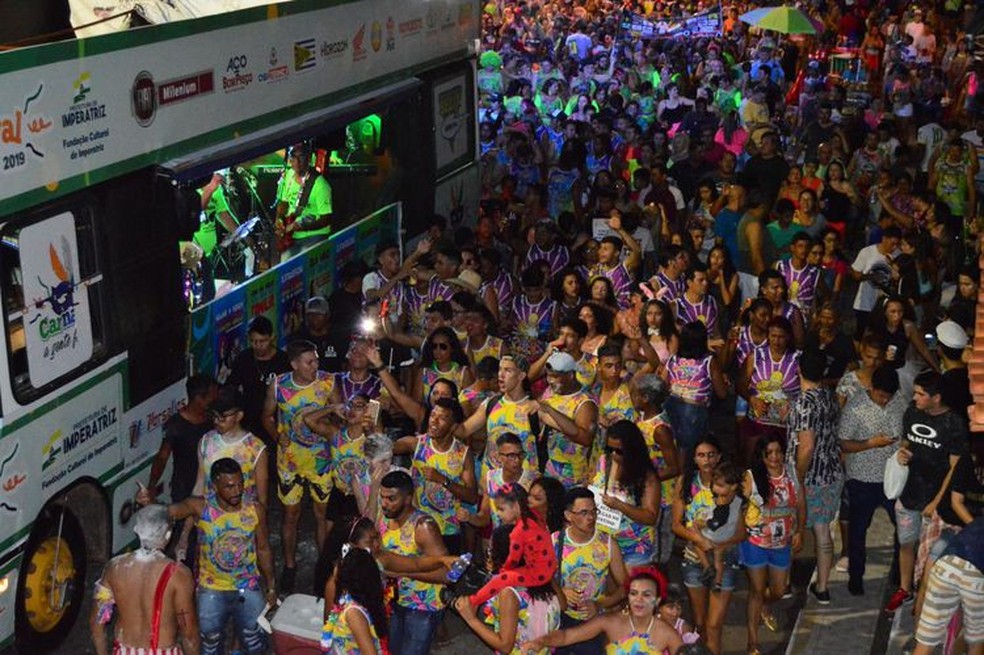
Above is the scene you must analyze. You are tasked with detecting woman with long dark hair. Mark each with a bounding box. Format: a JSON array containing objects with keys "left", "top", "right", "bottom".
[
  {"left": 742, "top": 435, "right": 804, "bottom": 655},
  {"left": 864, "top": 295, "right": 938, "bottom": 375},
  {"left": 592, "top": 420, "right": 661, "bottom": 570},
  {"left": 322, "top": 547, "right": 387, "bottom": 654},
  {"left": 413, "top": 326, "right": 473, "bottom": 404},
  {"left": 369, "top": 339, "right": 460, "bottom": 431},
  {"left": 551, "top": 267, "right": 586, "bottom": 329},
  {"left": 707, "top": 244, "right": 739, "bottom": 328},
  {"left": 578, "top": 302, "right": 614, "bottom": 356},
  {"left": 637, "top": 298, "right": 678, "bottom": 365},
  {"left": 529, "top": 476, "right": 566, "bottom": 534}
]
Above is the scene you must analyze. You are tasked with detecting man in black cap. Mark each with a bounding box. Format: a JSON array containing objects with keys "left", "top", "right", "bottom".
[
  {"left": 291, "top": 296, "right": 340, "bottom": 371},
  {"left": 274, "top": 142, "right": 333, "bottom": 258}
]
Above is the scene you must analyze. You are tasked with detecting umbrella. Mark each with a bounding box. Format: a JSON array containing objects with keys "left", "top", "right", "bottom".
[{"left": 739, "top": 6, "right": 817, "bottom": 35}]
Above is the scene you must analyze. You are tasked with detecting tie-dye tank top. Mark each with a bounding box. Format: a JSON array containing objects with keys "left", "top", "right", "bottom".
[
  {"left": 198, "top": 431, "right": 266, "bottom": 504},
  {"left": 592, "top": 457, "right": 656, "bottom": 564},
  {"left": 330, "top": 428, "right": 369, "bottom": 496},
  {"left": 776, "top": 260, "right": 820, "bottom": 318},
  {"left": 484, "top": 395, "right": 538, "bottom": 476},
  {"left": 411, "top": 435, "right": 469, "bottom": 535},
  {"left": 554, "top": 528, "right": 613, "bottom": 620},
  {"left": 525, "top": 244, "right": 571, "bottom": 276},
  {"left": 590, "top": 262, "right": 633, "bottom": 308},
  {"left": 380, "top": 511, "right": 443, "bottom": 611},
  {"left": 275, "top": 371, "right": 335, "bottom": 448},
  {"left": 637, "top": 412, "right": 676, "bottom": 509},
  {"left": 321, "top": 593, "right": 382, "bottom": 654},
  {"left": 605, "top": 617, "right": 659, "bottom": 655},
  {"left": 197, "top": 499, "right": 260, "bottom": 591},
  {"left": 543, "top": 389, "right": 596, "bottom": 487},
  {"left": 590, "top": 382, "right": 637, "bottom": 472},
  {"left": 468, "top": 335, "right": 505, "bottom": 366},
  {"left": 421, "top": 362, "right": 467, "bottom": 403},
  {"left": 335, "top": 371, "right": 382, "bottom": 401}
]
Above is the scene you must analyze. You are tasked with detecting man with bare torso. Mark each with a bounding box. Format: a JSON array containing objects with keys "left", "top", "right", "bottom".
[{"left": 90, "top": 505, "right": 199, "bottom": 655}]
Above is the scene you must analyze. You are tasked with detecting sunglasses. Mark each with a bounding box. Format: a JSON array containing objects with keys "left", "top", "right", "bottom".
[
  {"left": 432, "top": 342, "right": 451, "bottom": 351},
  {"left": 605, "top": 445, "right": 623, "bottom": 455}
]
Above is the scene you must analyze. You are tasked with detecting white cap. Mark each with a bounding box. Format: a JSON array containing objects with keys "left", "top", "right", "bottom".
[
  {"left": 936, "top": 320, "right": 969, "bottom": 350},
  {"left": 546, "top": 351, "right": 578, "bottom": 373}
]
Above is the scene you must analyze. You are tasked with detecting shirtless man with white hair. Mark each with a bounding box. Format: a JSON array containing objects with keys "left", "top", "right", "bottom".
[{"left": 90, "top": 504, "right": 200, "bottom": 655}]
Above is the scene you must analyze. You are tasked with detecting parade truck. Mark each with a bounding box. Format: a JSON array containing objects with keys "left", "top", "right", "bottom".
[{"left": 0, "top": 0, "right": 478, "bottom": 649}]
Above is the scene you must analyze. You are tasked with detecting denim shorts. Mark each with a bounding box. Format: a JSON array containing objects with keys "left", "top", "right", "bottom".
[
  {"left": 739, "top": 541, "right": 792, "bottom": 571},
  {"left": 681, "top": 546, "right": 739, "bottom": 591},
  {"left": 896, "top": 501, "right": 923, "bottom": 546}
]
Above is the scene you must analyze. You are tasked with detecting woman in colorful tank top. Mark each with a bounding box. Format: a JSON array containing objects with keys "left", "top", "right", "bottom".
[
  {"left": 453, "top": 525, "right": 561, "bottom": 655},
  {"left": 663, "top": 322, "right": 727, "bottom": 454},
  {"left": 638, "top": 299, "right": 678, "bottom": 366},
  {"left": 414, "top": 327, "right": 473, "bottom": 405},
  {"left": 525, "top": 569, "right": 683, "bottom": 654},
  {"left": 737, "top": 316, "right": 800, "bottom": 467},
  {"left": 591, "top": 421, "right": 660, "bottom": 569},
  {"left": 670, "top": 437, "right": 733, "bottom": 655},
  {"left": 631, "top": 376, "right": 681, "bottom": 565},
  {"left": 741, "top": 434, "right": 803, "bottom": 655},
  {"left": 321, "top": 548, "right": 386, "bottom": 654},
  {"left": 728, "top": 298, "right": 770, "bottom": 369}
]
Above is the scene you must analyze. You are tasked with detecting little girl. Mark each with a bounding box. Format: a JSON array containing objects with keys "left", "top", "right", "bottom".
[
  {"left": 684, "top": 461, "right": 745, "bottom": 592},
  {"left": 468, "top": 483, "right": 558, "bottom": 607},
  {"left": 658, "top": 585, "right": 700, "bottom": 648}
]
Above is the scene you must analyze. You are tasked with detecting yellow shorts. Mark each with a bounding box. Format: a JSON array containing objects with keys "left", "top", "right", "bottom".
[{"left": 276, "top": 441, "right": 332, "bottom": 506}]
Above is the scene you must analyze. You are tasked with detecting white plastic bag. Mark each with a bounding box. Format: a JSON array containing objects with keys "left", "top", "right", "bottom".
[{"left": 883, "top": 452, "right": 909, "bottom": 500}]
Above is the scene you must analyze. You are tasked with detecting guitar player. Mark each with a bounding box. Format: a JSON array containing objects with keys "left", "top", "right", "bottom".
[{"left": 274, "top": 142, "right": 333, "bottom": 260}]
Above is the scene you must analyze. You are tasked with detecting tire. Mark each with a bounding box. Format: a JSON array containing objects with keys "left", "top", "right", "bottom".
[{"left": 15, "top": 505, "right": 87, "bottom": 652}]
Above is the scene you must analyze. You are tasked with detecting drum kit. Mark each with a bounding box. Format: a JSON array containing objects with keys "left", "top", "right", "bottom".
[{"left": 181, "top": 166, "right": 278, "bottom": 309}]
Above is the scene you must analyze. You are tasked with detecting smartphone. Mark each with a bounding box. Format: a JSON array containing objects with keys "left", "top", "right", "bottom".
[{"left": 367, "top": 399, "right": 381, "bottom": 426}]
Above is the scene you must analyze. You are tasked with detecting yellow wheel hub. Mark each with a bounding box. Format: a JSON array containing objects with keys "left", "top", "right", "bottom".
[{"left": 22, "top": 536, "right": 75, "bottom": 633}]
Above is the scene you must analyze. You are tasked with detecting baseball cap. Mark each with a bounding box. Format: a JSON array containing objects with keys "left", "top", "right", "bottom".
[
  {"left": 305, "top": 296, "right": 330, "bottom": 315},
  {"left": 546, "top": 351, "right": 577, "bottom": 373},
  {"left": 936, "top": 320, "right": 969, "bottom": 349}
]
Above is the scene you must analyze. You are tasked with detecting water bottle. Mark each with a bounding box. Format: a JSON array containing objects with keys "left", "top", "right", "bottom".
[{"left": 446, "top": 553, "right": 473, "bottom": 583}]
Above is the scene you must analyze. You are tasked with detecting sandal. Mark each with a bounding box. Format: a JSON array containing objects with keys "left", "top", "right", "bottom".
[{"left": 761, "top": 609, "right": 779, "bottom": 632}]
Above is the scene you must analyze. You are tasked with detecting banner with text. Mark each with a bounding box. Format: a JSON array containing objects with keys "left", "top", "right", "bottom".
[{"left": 619, "top": 6, "right": 722, "bottom": 39}]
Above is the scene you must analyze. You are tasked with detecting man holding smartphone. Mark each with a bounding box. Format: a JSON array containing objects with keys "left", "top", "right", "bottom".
[{"left": 838, "top": 365, "right": 906, "bottom": 596}]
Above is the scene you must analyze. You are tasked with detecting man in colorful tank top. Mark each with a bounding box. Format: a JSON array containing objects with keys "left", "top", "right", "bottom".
[
  {"left": 460, "top": 354, "right": 541, "bottom": 476},
  {"left": 464, "top": 433, "right": 538, "bottom": 531},
  {"left": 673, "top": 264, "right": 720, "bottom": 339},
  {"left": 553, "top": 487, "right": 628, "bottom": 655},
  {"left": 589, "top": 212, "right": 642, "bottom": 309},
  {"left": 140, "top": 458, "right": 276, "bottom": 655},
  {"left": 261, "top": 339, "right": 340, "bottom": 593},
  {"left": 537, "top": 352, "right": 599, "bottom": 488},
  {"left": 525, "top": 220, "right": 572, "bottom": 275},
  {"left": 775, "top": 232, "right": 822, "bottom": 322},
  {"left": 650, "top": 244, "right": 688, "bottom": 304},
  {"left": 377, "top": 470, "right": 450, "bottom": 655},
  {"left": 393, "top": 398, "right": 478, "bottom": 554}
]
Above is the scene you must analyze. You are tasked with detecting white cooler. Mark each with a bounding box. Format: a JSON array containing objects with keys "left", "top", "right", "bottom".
[{"left": 271, "top": 593, "right": 325, "bottom": 654}]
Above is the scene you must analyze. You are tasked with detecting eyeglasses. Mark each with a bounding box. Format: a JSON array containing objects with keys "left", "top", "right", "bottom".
[
  {"left": 569, "top": 508, "right": 598, "bottom": 517},
  {"left": 211, "top": 411, "right": 239, "bottom": 422},
  {"left": 432, "top": 342, "right": 451, "bottom": 351},
  {"left": 605, "top": 445, "right": 623, "bottom": 455}
]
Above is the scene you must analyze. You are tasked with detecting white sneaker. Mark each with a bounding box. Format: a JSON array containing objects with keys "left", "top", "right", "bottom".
[{"left": 835, "top": 556, "right": 848, "bottom": 573}]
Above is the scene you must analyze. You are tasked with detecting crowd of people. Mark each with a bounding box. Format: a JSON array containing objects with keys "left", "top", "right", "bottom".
[{"left": 88, "top": 0, "right": 984, "bottom": 654}]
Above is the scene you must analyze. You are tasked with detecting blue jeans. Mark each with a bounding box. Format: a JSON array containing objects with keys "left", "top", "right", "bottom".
[
  {"left": 388, "top": 603, "right": 443, "bottom": 655},
  {"left": 665, "top": 395, "right": 708, "bottom": 453},
  {"left": 197, "top": 588, "right": 268, "bottom": 655},
  {"left": 846, "top": 479, "right": 897, "bottom": 588}
]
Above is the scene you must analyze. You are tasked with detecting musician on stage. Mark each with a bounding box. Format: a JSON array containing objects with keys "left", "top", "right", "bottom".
[
  {"left": 274, "top": 142, "right": 333, "bottom": 259},
  {"left": 196, "top": 172, "right": 241, "bottom": 257}
]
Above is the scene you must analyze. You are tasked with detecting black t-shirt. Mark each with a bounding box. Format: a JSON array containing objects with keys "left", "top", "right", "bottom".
[
  {"left": 291, "top": 327, "right": 342, "bottom": 372},
  {"left": 805, "top": 331, "right": 854, "bottom": 382},
  {"left": 740, "top": 154, "right": 789, "bottom": 207},
  {"left": 227, "top": 348, "right": 291, "bottom": 439},
  {"left": 899, "top": 406, "right": 968, "bottom": 511},
  {"left": 941, "top": 367, "right": 971, "bottom": 424},
  {"left": 162, "top": 413, "right": 211, "bottom": 502},
  {"left": 938, "top": 453, "right": 984, "bottom": 527}
]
